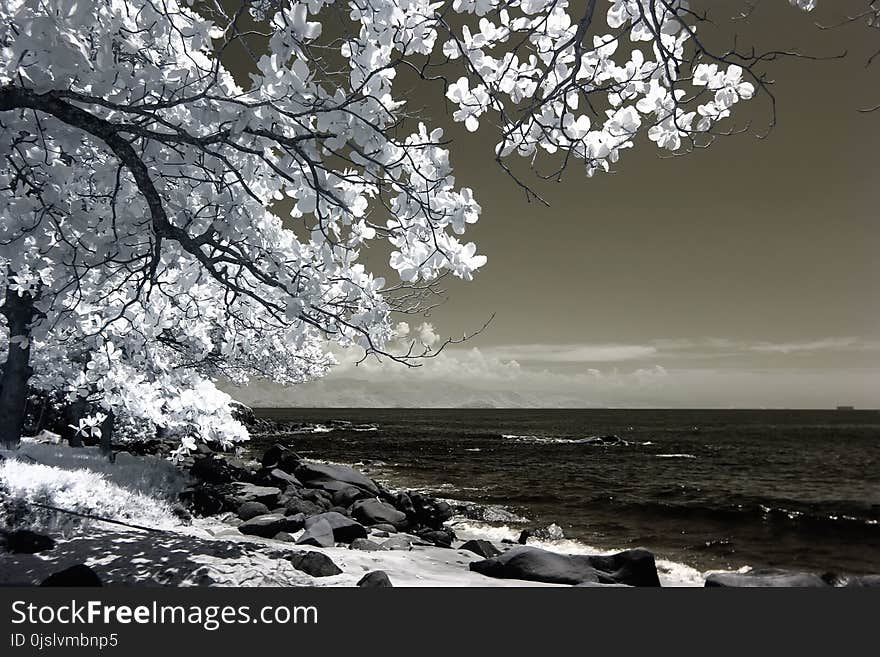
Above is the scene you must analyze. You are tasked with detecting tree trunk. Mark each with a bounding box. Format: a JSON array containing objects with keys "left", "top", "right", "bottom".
[
  {"left": 63, "top": 396, "right": 89, "bottom": 447},
  {"left": 100, "top": 410, "right": 115, "bottom": 458},
  {"left": 0, "top": 287, "right": 37, "bottom": 448}
]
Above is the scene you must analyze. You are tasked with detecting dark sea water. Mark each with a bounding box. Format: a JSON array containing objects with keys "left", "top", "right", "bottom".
[{"left": 251, "top": 408, "right": 880, "bottom": 575}]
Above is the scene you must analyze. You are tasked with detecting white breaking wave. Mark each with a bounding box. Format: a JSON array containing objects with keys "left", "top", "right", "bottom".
[{"left": 656, "top": 453, "right": 697, "bottom": 459}]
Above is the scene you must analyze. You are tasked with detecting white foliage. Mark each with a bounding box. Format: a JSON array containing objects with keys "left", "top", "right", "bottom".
[{"left": 0, "top": 0, "right": 778, "bottom": 451}]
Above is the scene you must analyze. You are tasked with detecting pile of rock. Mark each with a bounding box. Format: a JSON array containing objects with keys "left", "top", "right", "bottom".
[{"left": 179, "top": 443, "right": 457, "bottom": 556}]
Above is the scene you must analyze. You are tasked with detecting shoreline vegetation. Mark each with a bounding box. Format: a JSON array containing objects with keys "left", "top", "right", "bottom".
[{"left": 2, "top": 410, "right": 878, "bottom": 588}]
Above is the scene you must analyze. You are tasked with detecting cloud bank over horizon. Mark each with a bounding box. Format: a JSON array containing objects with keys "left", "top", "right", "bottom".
[{"left": 227, "top": 328, "right": 880, "bottom": 409}]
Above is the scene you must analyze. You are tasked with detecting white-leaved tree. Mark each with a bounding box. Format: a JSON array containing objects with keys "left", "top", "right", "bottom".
[{"left": 0, "top": 0, "right": 828, "bottom": 453}]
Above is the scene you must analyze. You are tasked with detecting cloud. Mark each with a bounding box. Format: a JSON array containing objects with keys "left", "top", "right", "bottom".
[
  {"left": 226, "top": 335, "right": 880, "bottom": 409},
  {"left": 480, "top": 343, "right": 657, "bottom": 362},
  {"left": 748, "top": 337, "right": 880, "bottom": 354}
]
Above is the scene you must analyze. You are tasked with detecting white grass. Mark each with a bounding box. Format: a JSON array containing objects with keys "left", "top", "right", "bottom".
[
  {"left": 6, "top": 442, "right": 188, "bottom": 501},
  {"left": 1, "top": 445, "right": 185, "bottom": 532}
]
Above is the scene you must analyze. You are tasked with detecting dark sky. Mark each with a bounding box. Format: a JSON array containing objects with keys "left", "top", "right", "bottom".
[{"left": 232, "top": 0, "right": 880, "bottom": 408}]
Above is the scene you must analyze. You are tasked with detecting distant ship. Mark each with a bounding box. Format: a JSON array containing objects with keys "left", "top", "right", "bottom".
[{"left": 836, "top": 405, "right": 856, "bottom": 411}]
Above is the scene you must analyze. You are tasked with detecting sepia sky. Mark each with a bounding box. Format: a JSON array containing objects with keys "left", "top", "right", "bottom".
[{"left": 232, "top": 1, "right": 880, "bottom": 408}]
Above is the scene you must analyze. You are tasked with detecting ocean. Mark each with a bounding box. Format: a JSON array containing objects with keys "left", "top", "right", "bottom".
[{"left": 251, "top": 408, "right": 880, "bottom": 575}]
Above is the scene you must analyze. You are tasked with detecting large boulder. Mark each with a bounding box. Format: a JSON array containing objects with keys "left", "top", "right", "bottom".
[
  {"left": 228, "top": 483, "right": 282, "bottom": 507},
  {"left": 469, "top": 546, "right": 661, "bottom": 587},
  {"left": 459, "top": 539, "right": 501, "bottom": 559},
  {"left": 1, "top": 529, "right": 55, "bottom": 554},
  {"left": 357, "top": 571, "right": 393, "bottom": 587},
  {"left": 333, "top": 486, "right": 367, "bottom": 508},
  {"left": 238, "top": 513, "right": 303, "bottom": 538},
  {"left": 295, "top": 462, "right": 380, "bottom": 497},
  {"left": 304, "top": 512, "right": 367, "bottom": 543},
  {"left": 264, "top": 468, "right": 302, "bottom": 489},
  {"left": 40, "top": 564, "right": 102, "bottom": 587},
  {"left": 415, "top": 528, "right": 455, "bottom": 548},
  {"left": 351, "top": 499, "right": 408, "bottom": 529},
  {"left": 237, "top": 501, "right": 270, "bottom": 521},
  {"left": 289, "top": 551, "right": 342, "bottom": 577},
  {"left": 296, "top": 518, "right": 335, "bottom": 548},
  {"left": 705, "top": 570, "right": 828, "bottom": 587}
]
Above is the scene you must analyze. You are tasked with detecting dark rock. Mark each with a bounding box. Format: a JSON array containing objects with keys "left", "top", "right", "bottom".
[
  {"left": 370, "top": 524, "right": 397, "bottom": 534},
  {"left": 469, "top": 546, "right": 661, "bottom": 587},
  {"left": 194, "top": 443, "right": 214, "bottom": 456},
  {"left": 237, "top": 501, "right": 270, "bottom": 521},
  {"left": 301, "top": 489, "right": 333, "bottom": 509},
  {"left": 238, "top": 513, "right": 302, "bottom": 538},
  {"left": 351, "top": 499, "right": 408, "bottom": 529},
  {"left": 296, "top": 518, "right": 335, "bottom": 548},
  {"left": 393, "top": 492, "right": 416, "bottom": 517},
  {"left": 304, "top": 512, "right": 367, "bottom": 543},
  {"left": 408, "top": 493, "right": 453, "bottom": 529},
  {"left": 284, "top": 497, "right": 325, "bottom": 517},
  {"left": 519, "top": 523, "right": 564, "bottom": 544},
  {"left": 357, "top": 571, "right": 393, "bottom": 587},
  {"left": 1, "top": 529, "right": 55, "bottom": 554},
  {"left": 459, "top": 539, "right": 501, "bottom": 558},
  {"left": 40, "top": 564, "right": 102, "bottom": 587},
  {"left": 190, "top": 456, "right": 235, "bottom": 484},
  {"left": 289, "top": 551, "right": 342, "bottom": 577},
  {"left": 333, "top": 486, "right": 367, "bottom": 508},
  {"left": 183, "top": 485, "right": 227, "bottom": 516},
  {"left": 705, "top": 569, "right": 828, "bottom": 587},
  {"left": 261, "top": 443, "right": 301, "bottom": 471},
  {"left": 328, "top": 506, "right": 350, "bottom": 517},
  {"left": 273, "top": 532, "right": 296, "bottom": 542},
  {"left": 416, "top": 528, "right": 455, "bottom": 548},
  {"left": 264, "top": 468, "right": 302, "bottom": 489},
  {"left": 230, "top": 401, "right": 256, "bottom": 425},
  {"left": 229, "top": 483, "right": 281, "bottom": 507},
  {"left": 584, "top": 548, "right": 661, "bottom": 587},
  {"left": 349, "top": 538, "right": 386, "bottom": 552},
  {"left": 295, "top": 462, "right": 380, "bottom": 496}
]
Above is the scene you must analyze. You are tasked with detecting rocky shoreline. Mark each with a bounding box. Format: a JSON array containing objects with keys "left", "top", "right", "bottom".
[{"left": 3, "top": 414, "right": 879, "bottom": 587}]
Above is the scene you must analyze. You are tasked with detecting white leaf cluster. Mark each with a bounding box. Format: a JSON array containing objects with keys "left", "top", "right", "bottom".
[{"left": 0, "top": 0, "right": 768, "bottom": 453}]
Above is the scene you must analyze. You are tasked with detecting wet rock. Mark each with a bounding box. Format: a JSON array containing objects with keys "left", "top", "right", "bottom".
[
  {"left": 459, "top": 539, "right": 501, "bottom": 558},
  {"left": 469, "top": 546, "right": 661, "bottom": 587},
  {"left": 416, "top": 528, "right": 455, "bottom": 548},
  {"left": 408, "top": 493, "right": 453, "bottom": 529}
]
